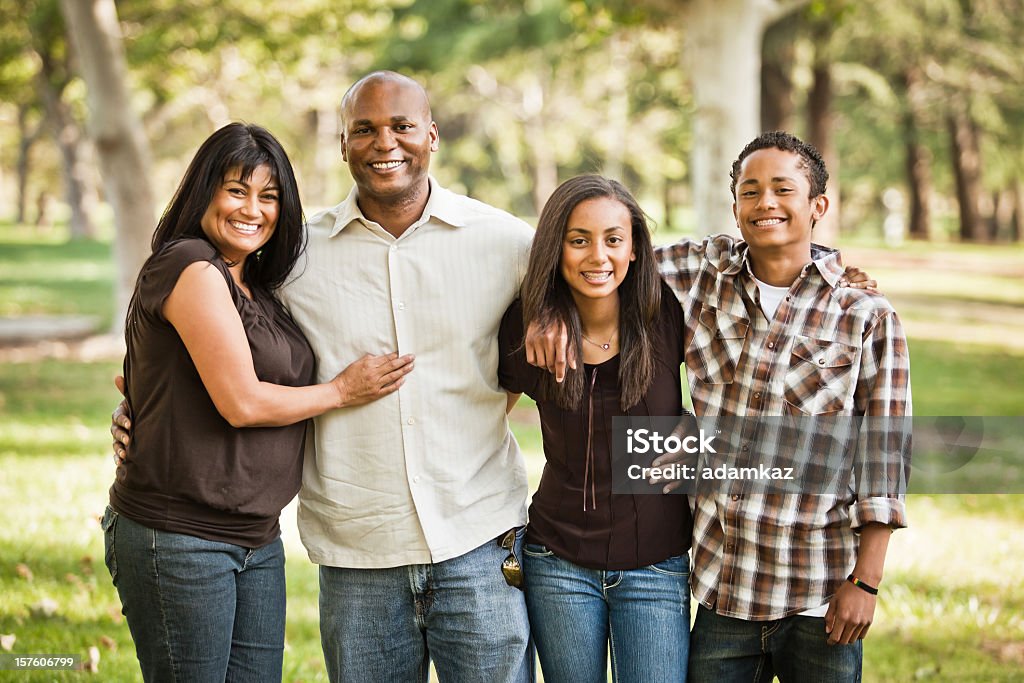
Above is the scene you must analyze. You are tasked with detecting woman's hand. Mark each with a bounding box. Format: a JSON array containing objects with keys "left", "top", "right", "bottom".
[{"left": 332, "top": 352, "right": 415, "bottom": 407}]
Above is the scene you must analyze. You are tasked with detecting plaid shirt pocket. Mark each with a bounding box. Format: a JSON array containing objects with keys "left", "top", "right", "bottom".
[
  {"left": 783, "top": 337, "right": 858, "bottom": 415},
  {"left": 686, "top": 306, "right": 749, "bottom": 385}
]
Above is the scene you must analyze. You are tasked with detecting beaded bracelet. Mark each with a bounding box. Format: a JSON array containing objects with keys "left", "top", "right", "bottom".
[{"left": 847, "top": 574, "right": 879, "bottom": 595}]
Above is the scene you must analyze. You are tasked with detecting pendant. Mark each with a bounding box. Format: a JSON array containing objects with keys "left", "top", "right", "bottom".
[{"left": 601, "top": 343, "right": 610, "bottom": 350}]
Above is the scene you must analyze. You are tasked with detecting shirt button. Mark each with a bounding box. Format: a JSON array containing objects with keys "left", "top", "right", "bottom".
[
  {"left": 741, "top": 443, "right": 749, "bottom": 452},
  {"left": 731, "top": 494, "right": 741, "bottom": 501},
  {"left": 397, "top": 302, "right": 406, "bottom": 310},
  {"left": 785, "top": 295, "right": 792, "bottom": 301},
  {"left": 754, "top": 392, "right": 761, "bottom": 400},
  {"left": 413, "top": 475, "right": 421, "bottom": 484},
  {"left": 725, "top": 542, "right": 735, "bottom": 551},
  {"left": 818, "top": 358, "right": 825, "bottom": 365},
  {"left": 407, "top": 418, "right": 415, "bottom": 425},
  {"left": 767, "top": 342, "right": 775, "bottom": 349}
]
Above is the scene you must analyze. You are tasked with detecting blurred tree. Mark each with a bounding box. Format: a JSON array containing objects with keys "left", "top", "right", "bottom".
[
  {"left": 832, "top": 0, "right": 1024, "bottom": 242},
  {"left": 60, "top": 0, "right": 155, "bottom": 331},
  {"left": 635, "top": 0, "right": 810, "bottom": 234},
  {"left": 0, "top": 0, "right": 95, "bottom": 237}
]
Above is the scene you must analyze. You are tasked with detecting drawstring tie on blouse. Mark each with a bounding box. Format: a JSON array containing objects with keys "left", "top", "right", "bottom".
[{"left": 583, "top": 366, "right": 599, "bottom": 511}]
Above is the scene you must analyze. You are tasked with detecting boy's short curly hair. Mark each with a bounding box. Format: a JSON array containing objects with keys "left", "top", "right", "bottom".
[{"left": 729, "top": 131, "right": 828, "bottom": 199}]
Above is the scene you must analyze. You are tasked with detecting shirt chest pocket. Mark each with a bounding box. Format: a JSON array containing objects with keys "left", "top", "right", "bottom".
[
  {"left": 783, "top": 337, "right": 858, "bottom": 415},
  {"left": 686, "top": 306, "right": 749, "bottom": 385}
]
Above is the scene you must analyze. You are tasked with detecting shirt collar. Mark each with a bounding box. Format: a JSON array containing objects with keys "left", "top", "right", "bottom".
[
  {"left": 328, "top": 177, "right": 469, "bottom": 238},
  {"left": 719, "top": 239, "right": 843, "bottom": 288}
]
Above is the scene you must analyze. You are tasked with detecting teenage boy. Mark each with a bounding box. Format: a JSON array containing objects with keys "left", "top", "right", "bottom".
[{"left": 658, "top": 131, "right": 911, "bottom": 680}]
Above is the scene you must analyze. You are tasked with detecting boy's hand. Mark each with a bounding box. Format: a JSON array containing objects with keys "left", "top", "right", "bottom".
[
  {"left": 525, "top": 319, "right": 576, "bottom": 383},
  {"left": 824, "top": 581, "right": 876, "bottom": 645}
]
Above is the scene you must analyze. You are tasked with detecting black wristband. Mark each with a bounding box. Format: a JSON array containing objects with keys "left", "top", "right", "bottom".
[{"left": 847, "top": 574, "right": 879, "bottom": 595}]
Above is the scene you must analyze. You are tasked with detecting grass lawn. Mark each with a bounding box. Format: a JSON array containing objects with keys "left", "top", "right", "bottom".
[{"left": 1, "top": 227, "right": 1023, "bottom": 680}]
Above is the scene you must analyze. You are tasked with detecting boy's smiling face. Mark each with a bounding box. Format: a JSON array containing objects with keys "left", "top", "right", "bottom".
[{"left": 732, "top": 147, "right": 828, "bottom": 259}]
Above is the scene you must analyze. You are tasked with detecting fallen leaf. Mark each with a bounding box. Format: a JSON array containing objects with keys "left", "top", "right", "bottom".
[
  {"left": 99, "top": 635, "right": 116, "bottom": 651},
  {"left": 85, "top": 646, "right": 100, "bottom": 673},
  {"left": 30, "top": 597, "right": 58, "bottom": 618},
  {"left": 0, "top": 634, "right": 15, "bottom": 651},
  {"left": 15, "top": 563, "right": 33, "bottom": 581}
]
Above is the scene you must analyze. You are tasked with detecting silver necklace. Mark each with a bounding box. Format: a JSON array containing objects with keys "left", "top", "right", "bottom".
[{"left": 582, "top": 329, "right": 617, "bottom": 351}]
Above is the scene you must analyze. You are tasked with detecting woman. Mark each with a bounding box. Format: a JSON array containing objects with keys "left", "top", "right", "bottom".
[
  {"left": 101, "top": 122, "right": 413, "bottom": 682},
  {"left": 499, "top": 175, "right": 692, "bottom": 682}
]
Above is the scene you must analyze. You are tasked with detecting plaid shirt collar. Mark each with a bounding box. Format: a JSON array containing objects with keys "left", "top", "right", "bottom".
[{"left": 713, "top": 238, "right": 845, "bottom": 287}]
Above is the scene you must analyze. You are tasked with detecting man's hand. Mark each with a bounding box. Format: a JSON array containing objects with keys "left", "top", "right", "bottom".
[
  {"left": 111, "top": 375, "right": 132, "bottom": 465},
  {"left": 838, "top": 266, "right": 878, "bottom": 293},
  {"left": 524, "top": 319, "right": 576, "bottom": 383},
  {"left": 824, "top": 580, "right": 877, "bottom": 645}
]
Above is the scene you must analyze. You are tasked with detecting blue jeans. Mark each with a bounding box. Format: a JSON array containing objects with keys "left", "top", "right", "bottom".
[
  {"left": 318, "top": 529, "right": 533, "bottom": 683},
  {"left": 101, "top": 506, "right": 287, "bottom": 682},
  {"left": 689, "top": 604, "right": 862, "bottom": 682},
  {"left": 522, "top": 544, "right": 690, "bottom": 683}
]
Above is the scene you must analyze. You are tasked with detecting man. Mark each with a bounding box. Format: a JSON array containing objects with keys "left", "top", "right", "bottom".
[
  {"left": 529, "top": 131, "right": 909, "bottom": 680},
  {"left": 115, "top": 71, "right": 534, "bottom": 682}
]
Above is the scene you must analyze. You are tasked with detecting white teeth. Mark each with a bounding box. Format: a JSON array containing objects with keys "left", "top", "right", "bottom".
[
  {"left": 371, "top": 161, "right": 403, "bottom": 170},
  {"left": 229, "top": 220, "right": 259, "bottom": 234},
  {"left": 582, "top": 271, "right": 612, "bottom": 282},
  {"left": 754, "top": 218, "right": 784, "bottom": 226}
]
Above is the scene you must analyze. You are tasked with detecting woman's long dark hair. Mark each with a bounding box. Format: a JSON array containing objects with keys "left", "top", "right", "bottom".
[
  {"left": 145, "top": 122, "right": 305, "bottom": 292},
  {"left": 520, "top": 175, "right": 661, "bottom": 411}
]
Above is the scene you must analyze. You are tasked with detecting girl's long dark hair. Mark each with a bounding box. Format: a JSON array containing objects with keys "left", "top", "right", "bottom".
[
  {"left": 144, "top": 122, "right": 305, "bottom": 292},
  {"left": 520, "top": 175, "right": 661, "bottom": 410}
]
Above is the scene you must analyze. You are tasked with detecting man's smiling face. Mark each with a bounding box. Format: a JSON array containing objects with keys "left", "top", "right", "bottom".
[{"left": 340, "top": 77, "right": 439, "bottom": 207}]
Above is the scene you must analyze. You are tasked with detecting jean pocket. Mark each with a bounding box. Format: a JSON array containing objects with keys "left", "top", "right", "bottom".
[
  {"left": 522, "top": 543, "right": 553, "bottom": 557},
  {"left": 100, "top": 506, "right": 119, "bottom": 583},
  {"left": 647, "top": 553, "right": 690, "bottom": 577}
]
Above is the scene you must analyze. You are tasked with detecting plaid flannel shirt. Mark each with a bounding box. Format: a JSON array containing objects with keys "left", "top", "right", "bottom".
[{"left": 656, "top": 234, "right": 911, "bottom": 621}]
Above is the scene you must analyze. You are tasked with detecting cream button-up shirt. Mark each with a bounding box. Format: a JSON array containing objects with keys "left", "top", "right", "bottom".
[{"left": 279, "top": 179, "right": 534, "bottom": 568}]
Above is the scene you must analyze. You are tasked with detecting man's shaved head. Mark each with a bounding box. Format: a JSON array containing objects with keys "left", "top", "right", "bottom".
[{"left": 340, "top": 71, "right": 432, "bottom": 125}]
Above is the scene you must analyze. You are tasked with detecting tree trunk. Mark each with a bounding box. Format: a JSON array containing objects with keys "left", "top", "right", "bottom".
[
  {"left": 1011, "top": 179, "right": 1022, "bottom": 243},
  {"left": 682, "top": 0, "right": 794, "bottom": 235},
  {"left": 16, "top": 105, "right": 42, "bottom": 225},
  {"left": 603, "top": 35, "right": 630, "bottom": 182},
  {"left": 806, "top": 43, "right": 839, "bottom": 244},
  {"left": 760, "top": 15, "right": 797, "bottom": 133},
  {"left": 35, "top": 53, "right": 96, "bottom": 239},
  {"left": 903, "top": 129, "right": 932, "bottom": 240},
  {"left": 902, "top": 68, "right": 931, "bottom": 240},
  {"left": 992, "top": 189, "right": 1015, "bottom": 242},
  {"left": 60, "top": 0, "right": 155, "bottom": 332},
  {"left": 521, "top": 71, "right": 558, "bottom": 214},
  {"left": 947, "top": 104, "right": 985, "bottom": 242}
]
